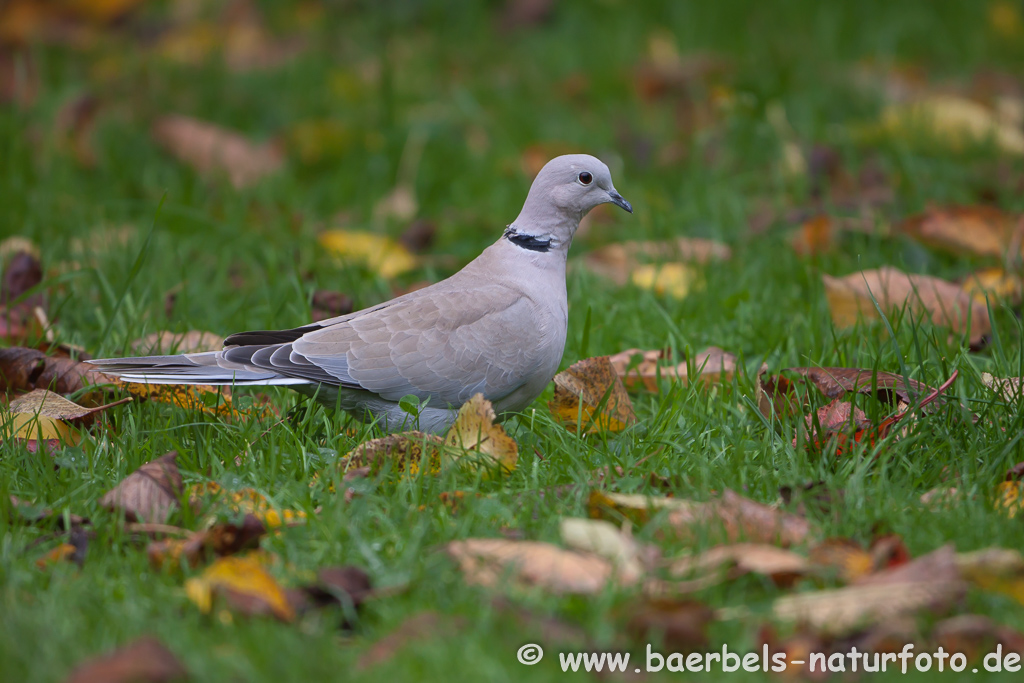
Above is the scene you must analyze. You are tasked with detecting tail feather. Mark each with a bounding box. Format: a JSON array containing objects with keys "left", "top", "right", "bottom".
[{"left": 88, "top": 352, "right": 313, "bottom": 387}]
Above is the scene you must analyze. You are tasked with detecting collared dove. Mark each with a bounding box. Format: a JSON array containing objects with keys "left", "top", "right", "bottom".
[{"left": 90, "top": 154, "right": 633, "bottom": 433}]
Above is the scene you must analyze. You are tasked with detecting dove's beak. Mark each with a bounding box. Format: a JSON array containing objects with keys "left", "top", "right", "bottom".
[{"left": 608, "top": 191, "right": 633, "bottom": 214}]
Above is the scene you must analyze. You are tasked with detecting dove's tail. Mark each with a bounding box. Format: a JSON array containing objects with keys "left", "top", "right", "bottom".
[{"left": 87, "top": 352, "right": 313, "bottom": 387}]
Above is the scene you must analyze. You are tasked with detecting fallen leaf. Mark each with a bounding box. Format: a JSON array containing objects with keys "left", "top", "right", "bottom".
[
  {"left": 185, "top": 553, "right": 294, "bottom": 621},
  {"left": 720, "top": 546, "right": 965, "bottom": 636},
  {"left": 446, "top": 538, "right": 616, "bottom": 594},
  {"left": 897, "top": 205, "right": 1024, "bottom": 261},
  {"left": 100, "top": 452, "right": 183, "bottom": 523},
  {"left": 583, "top": 237, "right": 731, "bottom": 287},
  {"left": 63, "top": 636, "right": 186, "bottom": 683},
  {"left": 131, "top": 331, "right": 223, "bottom": 355},
  {"left": 559, "top": 517, "right": 648, "bottom": 585},
  {"left": 147, "top": 514, "right": 266, "bottom": 570},
  {"left": 609, "top": 346, "right": 736, "bottom": 392},
  {"left": 934, "top": 614, "right": 1024, "bottom": 663},
  {"left": 318, "top": 230, "right": 418, "bottom": 279},
  {"left": 995, "top": 481, "right": 1024, "bottom": 518},
  {"left": 982, "top": 371, "right": 1024, "bottom": 402},
  {"left": 444, "top": 393, "right": 518, "bottom": 474},
  {"left": 1, "top": 247, "right": 43, "bottom": 343},
  {"left": 961, "top": 267, "right": 1023, "bottom": 306},
  {"left": 630, "top": 263, "right": 696, "bottom": 298},
  {"left": 589, "top": 489, "right": 814, "bottom": 546},
  {"left": 341, "top": 431, "right": 445, "bottom": 477},
  {"left": 789, "top": 214, "right": 837, "bottom": 257},
  {"left": 310, "top": 290, "right": 353, "bottom": 322},
  {"left": 800, "top": 398, "right": 871, "bottom": 445},
  {"left": 549, "top": 356, "right": 637, "bottom": 433},
  {"left": 9, "top": 389, "right": 130, "bottom": 426},
  {"left": 956, "top": 547, "right": 1024, "bottom": 606},
  {"left": 356, "top": 612, "right": 467, "bottom": 670},
  {"left": 880, "top": 95, "right": 1024, "bottom": 155},
  {"left": 666, "top": 543, "right": 810, "bottom": 586},
  {"left": 119, "top": 382, "right": 238, "bottom": 419},
  {"left": 1, "top": 409, "right": 80, "bottom": 447},
  {"left": 0, "top": 347, "right": 109, "bottom": 394},
  {"left": 302, "top": 565, "right": 373, "bottom": 610},
  {"left": 808, "top": 538, "right": 875, "bottom": 582},
  {"left": 625, "top": 599, "right": 715, "bottom": 652},
  {"left": 823, "top": 266, "right": 991, "bottom": 346},
  {"left": 151, "top": 115, "right": 283, "bottom": 190},
  {"left": 189, "top": 482, "right": 306, "bottom": 529}
]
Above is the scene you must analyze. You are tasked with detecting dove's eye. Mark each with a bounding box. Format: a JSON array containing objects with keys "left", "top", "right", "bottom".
[{"left": 577, "top": 171, "right": 593, "bottom": 185}]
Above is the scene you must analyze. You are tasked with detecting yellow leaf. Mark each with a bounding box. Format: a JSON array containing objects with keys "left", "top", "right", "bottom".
[
  {"left": 881, "top": 96, "right": 1024, "bottom": 155},
  {"left": 630, "top": 263, "right": 696, "bottom": 298},
  {"left": 318, "top": 230, "right": 418, "bottom": 279},
  {"left": 995, "top": 481, "right": 1024, "bottom": 519},
  {"left": 185, "top": 554, "right": 294, "bottom": 621},
  {"left": 120, "top": 382, "right": 238, "bottom": 419},
  {"left": 189, "top": 482, "right": 306, "bottom": 528},
  {"left": 444, "top": 393, "right": 518, "bottom": 475},
  {"left": 957, "top": 548, "right": 1024, "bottom": 606},
  {"left": 962, "top": 267, "right": 1023, "bottom": 306},
  {"left": 989, "top": 0, "right": 1024, "bottom": 38},
  {"left": 0, "top": 411, "right": 80, "bottom": 445},
  {"left": 341, "top": 431, "right": 446, "bottom": 477},
  {"left": 548, "top": 357, "right": 637, "bottom": 433}
]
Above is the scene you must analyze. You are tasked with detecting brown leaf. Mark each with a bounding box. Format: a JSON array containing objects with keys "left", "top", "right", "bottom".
[
  {"left": 625, "top": 599, "right": 715, "bottom": 652},
  {"left": 789, "top": 214, "right": 837, "bottom": 257},
  {"left": 961, "top": 267, "right": 1023, "bottom": 306},
  {"left": 64, "top": 636, "right": 186, "bottom": 683},
  {"left": 666, "top": 543, "right": 810, "bottom": 586},
  {"left": 983, "top": 371, "right": 1024, "bottom": 402},
  {"left": 148, "top": 513, "right": 266, "bottom": 569},
  {"left": 583, "top": 237, "right": 731, "bottom": 287},
  {"left": 300, "top": 566, "right": 373, "bottom": 628},
  {"left": 446, "top": 538, "right": 616, "bottom": 594},
  {"left": 101, "top": 452, "right": 183, "bottom": 523},
  {"left": 934, "top": 615, "right": 1024, "bottom": 662},
  {"left": 559, "top": 517, "right": 649, "bottom": 586},
  {"left": 608, "top": 346, "right": 736, "bottom": 392},
  {"left": 588, "top": 489, "right": 814, "bottom": 547},
  {"left": 9, "top": 389, "right": 130, "bottom": 427},
  {"left": 356, "top": 612, "right": 467, "bottom": 670},
  {"left": 722, "top": 546, "right": 965, "bottom": 636},
  {"left": 800, "top": 398, "right": 871, "bottom": 445},
  {"left": 822, "top": 266, "right": 991, "bottom": 347},
  {"left": 445, "top": 393, "right": 518, "bottom": 474},
  {"left": 897, "top": 205, "right": 1024, "bottom": 261},
  {"left": 808, "top": 538, "right": 875, "bottom": 582},
  {"left": 549, "top": 356, "right": 637, "bottom": 433},
  {"left": 397, "top": 219, "right": 436, "bottom": 253},
  {"left": 130, "top": 330, "right": 223, "bottom": 355},
  {"left": 151, "top": 115, "right": 283, "bottom": 189},
  {"left": 0, "top": 347, "right": 109, "bottom": 394},
  {"left": 310, "top": 290, "right": 353, "bottom": 322}
]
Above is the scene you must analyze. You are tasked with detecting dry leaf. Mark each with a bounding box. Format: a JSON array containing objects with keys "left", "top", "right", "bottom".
[
  {"left": 1, "top": 410, "right": 80, "bottom": 447},
  {"left": 881, "top": 95, "right": 1024, "bottom": 155},
  {"left": 789, "top": 214, "right": 837, "bottom": 257},
  {"left": 317, "top": 230, "right": 418, "bottom": 279},
  {"left": 341, "top": 431, "right": 445, "bottom": 477},
  {"left": 808, "top": 538, "right": 875, "bottom": 582},
  {"left": 151, "top": 115, "right": 283, "bottom": 189},
  {"left": 148, "top": 513, "right": 266, "bottom": 570},
  {"left": 934, "top": 614, "right": 1024, "bottom": 663},
  {"left": 721, "top": 546, "right": 965, "bottom": 636},
  {"left": 185, "top": 553, "right": 294, "bottom": 621},
  {"left": 9, "top": 388, "right": 130, "bottom": 426},
  {"left": 446, "top": 538, "right": 616, "bottom": 594},
  {"left": 119, "top": 381, "right": 239, "bottom": 419},
  {"left": 131, "top": 331, "right": 223, "bottom": 355},
  {"left": 588, "top": 489, "right": 813, "bottom": 547},
  {"left": 609, "top": 346, "right": 736, "bottom": 392},
  {"left": 666, "top": 543, "right": 809, "bottom": 585},
  {"left": 559, "top": 517, "right": 647, "bottom": 585},
  {"left": 625, "top": 599, "right": 715, "bottom": 652},
  {"left": 0, "top": 347, "right": 109, "bottom": 394},
  {"left": 956, "top": 548, "right": 1024, "bottom": 606},
  {"left": 190, "top": 482, "right": 306, "bottom": 529},
  {"left": 983, "top": 372, "right": 1023, "bottom": 402},
  {"left": 583, "top": 238, "right": 730, "bottom": 287},
  {"left": 63, "top": 636, "right": 186, "bottom": 683},
  {"left": 100, "top": 452, "right": 183, "bottom": 523},
  {"left": 898, "top": 205, "right": 1024, "bottom": 260},
  {"left": 961, "top": 267, "right": 1023, "bottom": 306},
  {"left": 444, "top": 393, "right": 518, "bottom": 474},
  {"left": 356, "top": 612, "right": 466, "bottom": 670},
  {"left": 822, "top": 266, "right": 991, "bottom": 346},
  {"left": 549, "top": 356, "right": 637, "bottom": 433}
]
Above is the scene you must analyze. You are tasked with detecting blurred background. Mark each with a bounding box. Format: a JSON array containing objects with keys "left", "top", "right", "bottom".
[{"left": 1, "top": 0, "right": 1023, "bottom": 352}]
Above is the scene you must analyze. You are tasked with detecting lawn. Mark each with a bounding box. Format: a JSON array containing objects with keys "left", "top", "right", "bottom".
[{"left": 3, "top": 0, "right": 1024, "bottom": 680}]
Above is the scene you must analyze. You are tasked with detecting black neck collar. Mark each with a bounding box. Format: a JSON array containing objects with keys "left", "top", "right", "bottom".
[{"left": 504, "top": 227, "right": 552, "bottom": 253}]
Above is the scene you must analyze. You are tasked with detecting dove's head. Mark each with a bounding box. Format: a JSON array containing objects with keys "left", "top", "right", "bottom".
[{"left": 506, "top": 154, "right": 631, "bottom": 252}]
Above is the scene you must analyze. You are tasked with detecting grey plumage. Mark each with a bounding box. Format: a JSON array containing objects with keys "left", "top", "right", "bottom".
[{"left": 90, "top": 154, "right": 633, "bottom": 433}]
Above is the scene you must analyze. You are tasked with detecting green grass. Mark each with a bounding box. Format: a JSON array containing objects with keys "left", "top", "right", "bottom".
[{"left": 3, "top": 0, "right": 1024, "bottom": 680}]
